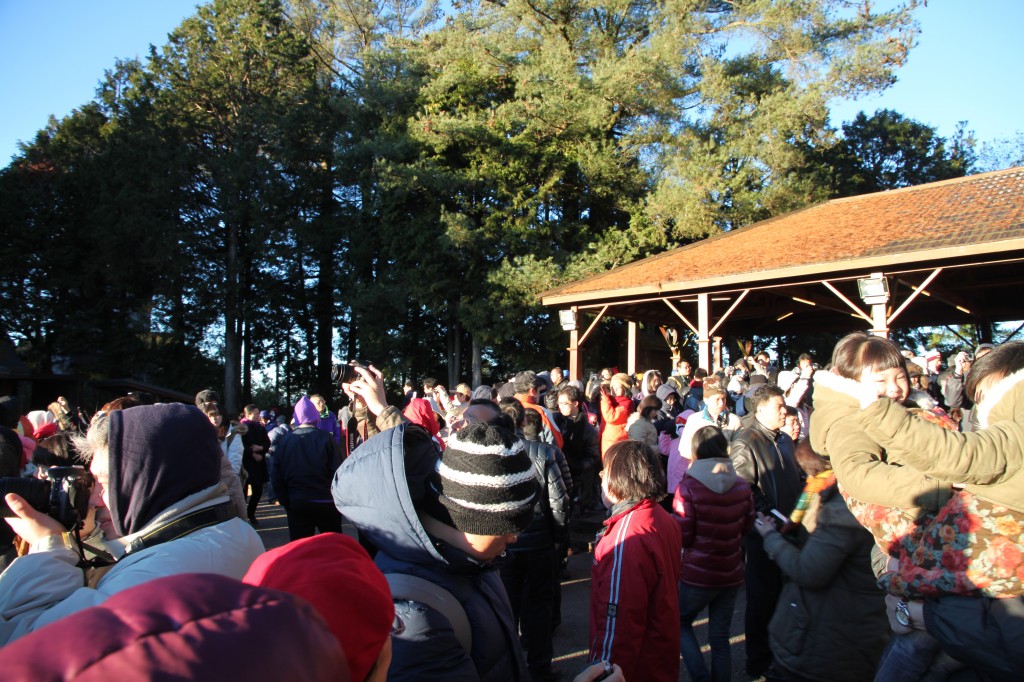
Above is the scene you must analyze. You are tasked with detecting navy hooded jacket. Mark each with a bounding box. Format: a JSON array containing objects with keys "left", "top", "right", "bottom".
[{"left": 333, "top": 423, "right": 529, "bottom": 682}]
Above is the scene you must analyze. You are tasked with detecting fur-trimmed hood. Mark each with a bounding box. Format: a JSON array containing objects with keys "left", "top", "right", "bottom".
[{"left": 976, "top": 367, "right": 1024, "bottom": 428}]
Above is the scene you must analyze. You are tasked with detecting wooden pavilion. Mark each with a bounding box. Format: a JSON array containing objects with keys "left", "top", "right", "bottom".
[{"left": 541, "top": 167, "right": 1024, "bottom": 379}]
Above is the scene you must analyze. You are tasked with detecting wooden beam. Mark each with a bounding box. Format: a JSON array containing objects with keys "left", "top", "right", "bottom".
[
  {"left": 888, "top": 268, "right": 943, "bottom": 325},
  {"left": 568, "top": 327, "right": 581, "bottom": 381},
  {"left": 1001, "top": 321, "right": 1024, "bottom": 343},
  {"left": 577, "top": 305, "right": 608, "bottom": 347},
  {"left": 895, "top": 276, "right": 974, "bottom": 315},
  {"left": 821, "top": 281, "right": 873, "bottom": 324},
  {"left": 662, "top": 298, "right": 699, "bottom": 334},
  {"left": 708, "top": 289, "right": 750, "bottom": 337}
]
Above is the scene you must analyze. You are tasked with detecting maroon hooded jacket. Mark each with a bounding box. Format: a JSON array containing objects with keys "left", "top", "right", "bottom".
[
  {"left": 0, "top": 573, "right": 349, "bottom": 681},
  {"left": 672, "top": 457, "right": 755, "bottom": 588}
]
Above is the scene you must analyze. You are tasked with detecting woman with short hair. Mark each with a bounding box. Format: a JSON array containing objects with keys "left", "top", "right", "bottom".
[{"left": 588, "top": 440, "right": 681, "bottom": 682}]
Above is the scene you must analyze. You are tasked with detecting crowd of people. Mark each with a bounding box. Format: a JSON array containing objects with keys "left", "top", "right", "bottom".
[{"left": 0, "top": 334, "right": 1021, "bottom": 681}]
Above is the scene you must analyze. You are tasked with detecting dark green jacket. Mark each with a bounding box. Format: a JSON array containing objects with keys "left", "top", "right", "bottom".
[{"left": 764, "top": 484, "right": 888, "bottom": 682}]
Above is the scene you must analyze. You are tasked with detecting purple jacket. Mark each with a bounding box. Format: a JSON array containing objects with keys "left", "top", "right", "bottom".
[{"left": 673, "top": 457, "right": 755, "bottom": 588}]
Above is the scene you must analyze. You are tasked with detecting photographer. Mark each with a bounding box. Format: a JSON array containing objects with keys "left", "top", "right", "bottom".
[{"left": 0, "top": 403, "right": 265, "bottom": 645}]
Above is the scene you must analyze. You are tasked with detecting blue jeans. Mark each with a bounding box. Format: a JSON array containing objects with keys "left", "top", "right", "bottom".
[
  {"left": 679, "top": 582, "right": 739, "bottom": 682},
  {"left": 874, "top": 631, "right": 964, "bottom": 682}
]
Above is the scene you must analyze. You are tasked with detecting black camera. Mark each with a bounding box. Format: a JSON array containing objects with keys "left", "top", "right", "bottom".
[
  {"left": 0, "top": 466, "right": 94, "bottom": 531},
  {"left": 331, "top": 359, "right": 371, "bottom": 385}
]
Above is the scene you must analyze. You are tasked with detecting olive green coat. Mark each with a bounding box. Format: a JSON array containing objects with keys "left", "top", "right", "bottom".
[{"left": 809, "top": 370, "right": 950, "bottom": 517}]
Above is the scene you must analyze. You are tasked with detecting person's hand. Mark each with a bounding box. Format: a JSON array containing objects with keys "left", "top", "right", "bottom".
[
  {"left": 954, "top": 351, "right": 968, "bottom": 375},
  {"left": 345, "top": 364, "right": 388, "bottom": 416},
  {"left": 4, "top": 493, "right": 67, "bottom": 544},
  {"left": 754, "top": 512, "right": 777, "bottom": 538},
  {"left": 887, "top": 595, "right": 925, "bottom": 633},
  {"left": 573, "top": 661, "right": 624, "bottom": 682}
]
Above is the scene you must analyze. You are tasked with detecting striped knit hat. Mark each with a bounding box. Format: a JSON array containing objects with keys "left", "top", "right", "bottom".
[{"left": 431, "top": 422, "right": 538, "bottom": 536}]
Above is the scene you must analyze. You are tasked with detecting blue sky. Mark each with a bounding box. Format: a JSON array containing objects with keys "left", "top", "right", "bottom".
[{"left": 1, "top": 1, "right": 1021, "bottom": 165}]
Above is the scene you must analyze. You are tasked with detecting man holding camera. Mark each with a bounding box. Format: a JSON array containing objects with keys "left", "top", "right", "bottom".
[{"left": 0, "top": 403, "right": 265, "bottom": 645}]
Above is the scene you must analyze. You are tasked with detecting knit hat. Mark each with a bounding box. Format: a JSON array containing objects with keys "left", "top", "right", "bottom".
[
  {"left": 702, "top": 376, "right": 725, "bottom": 399},
  {"left": 244, "top": 534, "right": 393, "bottom": 682},
  {"left": 925, "top": 348, "right": 942, "bottom": 361},
  {"left": 430, "top": 422, "right": 537, "bottom": 536}
]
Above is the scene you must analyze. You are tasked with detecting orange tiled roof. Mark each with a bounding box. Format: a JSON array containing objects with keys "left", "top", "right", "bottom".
[{"left": 543, "top": 167, "right": 1024, "bottom": 304}]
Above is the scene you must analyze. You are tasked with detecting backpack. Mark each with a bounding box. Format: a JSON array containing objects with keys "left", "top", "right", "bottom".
[{"left": 385, "top": 573, "right": 472, "bottom": 654}]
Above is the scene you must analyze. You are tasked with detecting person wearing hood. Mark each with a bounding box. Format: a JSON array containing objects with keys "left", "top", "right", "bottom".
[
  {"left": 816, "top": 337, "right": 1024, "bottom": 679},
  {"left": 635, "top": 369, "right": 663, "bottom": 401},
  {"left": 0, "top": 404, "right": 265, "bottom": 646},
  {"left": 669, "top": 377, "right": 741, "bottom": 497},
  {"left": 655, "top": 383, "right": 681, "bottom": 420},
  {"left": 0, "top": 573, "right": 350, "bottom": 682},
  {"left": 752, "top": 451, "right": 888, "bottom": 682},
  {"left": 271, "top": 396, "right": 344, "bottom": 541},
  {"left": 334, "top": 364, "right": 539, "bottom": 682},
  {"left": 672, "top": 425, "right": 754, "bottom": 682},
  {"left": 599, "top": 373, "right": 634, "bottom": 458},
  {"left": 403, "top": 397, "right": 445, "bottom": 451}
]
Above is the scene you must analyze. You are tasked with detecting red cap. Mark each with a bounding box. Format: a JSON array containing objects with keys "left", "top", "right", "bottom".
[
  {"left": 33, "top": 421, "right": 59, "bottom": 441},
  {"left": 244, "top": 534, "right": 394, "bottom": 681}
]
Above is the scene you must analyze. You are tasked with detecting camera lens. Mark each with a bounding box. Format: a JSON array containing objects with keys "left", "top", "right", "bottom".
[
  {"left": 332, "top": 362, "right": 362, "bottom": 385},
  {"left": 0, "top": 477, "right": 52, "bottom": 518}
]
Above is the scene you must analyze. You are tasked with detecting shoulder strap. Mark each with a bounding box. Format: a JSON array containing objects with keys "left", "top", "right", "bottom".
[
  {"left": 385, "top": 572, "right": 472, "bottom": 654},
  {"left": 122, "top": 501, "right": 236, "bottom": 557}
]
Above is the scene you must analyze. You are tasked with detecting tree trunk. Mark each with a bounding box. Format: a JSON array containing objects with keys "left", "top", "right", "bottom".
[
  {"left": 314, "top": 163, "right": 336, "bottom": 397},
  {"left": 223, "top": 219, "right": 242, "bottom": 416},
  {"left": 472, "top": 334, "right": 482, "bottom": 388}
]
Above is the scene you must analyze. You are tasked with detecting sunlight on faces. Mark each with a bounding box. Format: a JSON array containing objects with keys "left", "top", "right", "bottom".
[
  {"left": 557, "top": 396, "right": 578, "bottom": 418},
  {"left": 87, "top": 448, "right": 118, "bottom": 539},
  {"left": 782, "top": 414, "right": 801, "bottom": 442},
  {"left": 419, "top": 513, "right": 518, "bottom": 561},
  {"left": 705, "top": 393, "right": 726, "bottom": 419},
  {"left": 756, "top": 396, "right": 787, "bottom": 431},
  {"left": 860, "top": 366, "right": 909, "bottom": 402}
]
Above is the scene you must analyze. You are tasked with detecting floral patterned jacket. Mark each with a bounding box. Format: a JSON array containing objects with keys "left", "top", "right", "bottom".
[{"left": 813, "top": 368, "right": 1024, "bottom": 599}]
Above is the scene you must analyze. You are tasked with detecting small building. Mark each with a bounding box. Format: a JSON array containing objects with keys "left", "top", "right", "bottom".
[{"left": 542, "top": 167, "right": 1024, "bottom": 378}]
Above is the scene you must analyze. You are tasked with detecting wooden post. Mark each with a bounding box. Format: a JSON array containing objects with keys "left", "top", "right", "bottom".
[
  {"left": 568, "top": 326, "right": 581, "bottom": 381},
  {"left": 697, "top": 293, "right": 711, "bottom": 371},
  {"left": 870, "top": 303, "right": 889, "bottom": 338},
  {"left": 628, "top": 321, "right": 638, "bottom": 375},
  {"left": 712, "top": 336, "right": 723, "bottom": 372}
]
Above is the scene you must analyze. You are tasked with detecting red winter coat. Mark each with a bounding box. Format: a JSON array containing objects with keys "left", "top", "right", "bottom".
[
  {"left": 589, "top": 498, "right": 682, "bottom": 682},
  {"left": 672, "top": 457, "right": 755, "bottom": 588},
  {"left": 599, "top": 393, "right": 633, "bottom": 458}
]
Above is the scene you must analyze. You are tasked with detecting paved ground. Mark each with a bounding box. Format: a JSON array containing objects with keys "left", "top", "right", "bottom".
[{"left": 252, "top": 500, "right": 758, "bottom": 682}]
